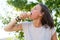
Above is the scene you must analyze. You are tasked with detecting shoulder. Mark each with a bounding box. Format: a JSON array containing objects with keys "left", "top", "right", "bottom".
[
  {"left": 51, "top": 27, "right": 56, "bottom": 35},
  {"left": 20, "top": 21, "right": 32, "bottom": 25},
  {"left": 21, "top": 21, "right": 31, "bottom": 23},
  {"left": 43, "top": 25, "right": 56, "bottom": 34},
  {"left": 19, "top": 21, "right": 32, "bottom": 28}
]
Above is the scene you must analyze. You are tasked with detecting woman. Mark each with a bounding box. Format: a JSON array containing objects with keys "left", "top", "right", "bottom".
[{"left": 4, "top": 4, "right": 57, "bottom": 40}]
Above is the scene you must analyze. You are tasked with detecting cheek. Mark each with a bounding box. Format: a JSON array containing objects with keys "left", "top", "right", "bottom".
[
  {"left": 30, "top": 12, "right": 39, "bottom": 19},
  {"left": 33, "top": 10, "right": 39, "bottom": 16}
]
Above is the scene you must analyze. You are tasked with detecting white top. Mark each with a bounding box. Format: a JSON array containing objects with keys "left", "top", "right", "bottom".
[{"left": 20, "top": 21, "right": 56, "bottom": 40}]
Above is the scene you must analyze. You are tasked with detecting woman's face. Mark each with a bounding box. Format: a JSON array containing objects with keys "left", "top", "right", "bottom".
[{"left": 30, "top": 4, "right": 43, "bottom": 20}]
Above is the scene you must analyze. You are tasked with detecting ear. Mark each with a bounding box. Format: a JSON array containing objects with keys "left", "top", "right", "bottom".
[{"left": 39, "top": 12, "right": 44, "bottom": 17}]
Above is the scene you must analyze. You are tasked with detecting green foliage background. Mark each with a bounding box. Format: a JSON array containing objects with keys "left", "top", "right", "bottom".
[{"left": 2, "top": 0, "right": 60, "bottom": 40}]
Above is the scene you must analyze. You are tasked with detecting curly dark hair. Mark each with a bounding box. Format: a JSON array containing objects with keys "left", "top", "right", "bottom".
[{"left": 39, "top": 3, "right": 54, "bottom": 29}]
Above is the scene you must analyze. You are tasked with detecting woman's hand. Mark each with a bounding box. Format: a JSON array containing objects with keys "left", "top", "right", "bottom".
[
  {"left": 19, "top": 12, "right": 31, "bottom": 19},
  {"left": 19, "top": 13, "right": 28, "bottom": 19}
]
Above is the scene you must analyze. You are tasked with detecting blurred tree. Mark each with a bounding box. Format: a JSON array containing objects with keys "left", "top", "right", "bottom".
[
  {"left": 7, "top": 0, "right": 38, "bottom": 11},
  {"left": 2, "top": 0, "right": 60, "bottom": 40}
]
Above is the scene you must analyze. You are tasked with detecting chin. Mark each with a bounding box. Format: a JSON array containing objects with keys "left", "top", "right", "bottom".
[
  {"left": 30, "top": 17, "right": 38, "bottom": 20},
  {"left": 31, "top": 18, "right": 37, "bottom": 20}
]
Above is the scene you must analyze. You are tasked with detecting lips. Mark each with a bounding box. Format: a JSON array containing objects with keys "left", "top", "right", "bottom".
[{"left": 31, "top": 12, "right": 32, "bottom": 15}]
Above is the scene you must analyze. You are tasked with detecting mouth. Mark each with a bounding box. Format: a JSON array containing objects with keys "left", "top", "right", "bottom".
[{"left": 30, "top": 12, "right": 32, "bottom": 15}]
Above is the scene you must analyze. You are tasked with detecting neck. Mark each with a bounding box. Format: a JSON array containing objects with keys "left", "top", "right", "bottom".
[{"left": 33, "top": 18, "right": 42, "bottom": 28}]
